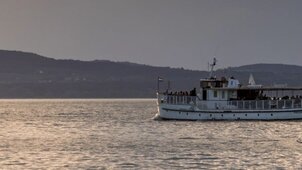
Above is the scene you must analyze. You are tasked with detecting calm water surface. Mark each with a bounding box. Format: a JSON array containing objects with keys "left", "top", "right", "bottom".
[{"left": 0, "top": 99, "right": 301, "bottom": 169}]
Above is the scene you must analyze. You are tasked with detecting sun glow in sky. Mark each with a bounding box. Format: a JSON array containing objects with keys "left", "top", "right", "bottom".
[{"left": 0, "top": 0, "right": 302, "bottom": 70}]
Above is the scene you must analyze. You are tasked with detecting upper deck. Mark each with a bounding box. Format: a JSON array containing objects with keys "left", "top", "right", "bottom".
[
  {"left": 158, "top": 74, "right": 302, "bottom": 111},
  {"left": 157, "top": 94, "right": 302, "bottom": 111}
]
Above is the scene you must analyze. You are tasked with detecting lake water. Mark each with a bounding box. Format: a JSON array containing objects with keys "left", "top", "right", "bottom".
[{"left": 0, "top": 99, "right": 301, "bottom": 169}]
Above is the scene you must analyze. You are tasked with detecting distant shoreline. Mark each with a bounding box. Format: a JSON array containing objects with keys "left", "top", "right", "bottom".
[
  {"left": 0, "top": 50, "right": 302, "bottom": 98},
  {"left": 0, "top": 98, "right": 157, "bottom": 100}
]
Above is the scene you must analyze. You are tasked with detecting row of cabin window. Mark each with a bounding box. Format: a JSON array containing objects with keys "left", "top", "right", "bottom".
[{"left": 213, "top": 90, "right": 225, "bottom": 99}]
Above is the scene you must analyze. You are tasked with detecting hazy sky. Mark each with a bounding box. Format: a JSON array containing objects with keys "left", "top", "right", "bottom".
[{"left": 0, "top": 0, "right": 301, "bottom": 70}]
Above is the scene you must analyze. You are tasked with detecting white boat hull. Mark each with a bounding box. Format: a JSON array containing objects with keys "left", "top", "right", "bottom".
[{"left": 158, "top": 104, "right": 302, "bottom": 120}]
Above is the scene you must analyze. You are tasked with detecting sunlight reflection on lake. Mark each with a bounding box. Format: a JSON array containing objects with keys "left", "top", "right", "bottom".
[{"left": 0, "top": 99, "right": 301, "bottom": 169}]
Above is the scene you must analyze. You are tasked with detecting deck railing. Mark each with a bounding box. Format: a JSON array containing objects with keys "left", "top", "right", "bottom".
[
  {"left": 158, "top": 94, "right": 196, "bottom": 105},
  {"left": 158, "top": 94, "right": 302, "bottom": 110},
  {"left": 227, "top": 99, "right": 302, "bottom": 110}
]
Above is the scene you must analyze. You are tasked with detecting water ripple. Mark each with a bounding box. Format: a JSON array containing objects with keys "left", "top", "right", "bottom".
[{"left": 0, "top": 99, "right": 300, "bottom": 169}]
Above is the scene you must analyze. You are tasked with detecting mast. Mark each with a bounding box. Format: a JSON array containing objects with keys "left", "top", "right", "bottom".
[{"left": 209, "top": 58, "right": 217, "bottom": 78}]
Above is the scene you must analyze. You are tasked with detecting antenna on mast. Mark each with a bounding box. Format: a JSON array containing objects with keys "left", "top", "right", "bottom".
[
  {"left": 209, "top": 57, "right": 217, "bottom": 78},
  {"left": 207, "top": 62, "right": 210, "bottom": 72}
]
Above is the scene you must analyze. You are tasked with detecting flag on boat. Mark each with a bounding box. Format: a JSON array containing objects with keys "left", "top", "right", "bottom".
[
  {"left": 158, "top": 77, "right": 164, "bottom": 82},
  {"left": 157, "top": 77, "right": 164, "bottom": 92}
]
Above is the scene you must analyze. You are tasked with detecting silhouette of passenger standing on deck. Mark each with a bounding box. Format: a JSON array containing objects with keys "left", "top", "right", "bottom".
[{"left": 190, "top": 88, "right": 196, "bottom": 96}]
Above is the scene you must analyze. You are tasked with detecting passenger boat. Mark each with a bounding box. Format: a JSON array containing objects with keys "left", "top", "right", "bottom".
[{"left": 156, "top": 59, "right": 302, "bottom": 120}]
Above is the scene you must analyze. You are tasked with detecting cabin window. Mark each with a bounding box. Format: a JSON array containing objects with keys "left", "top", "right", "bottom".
[
  {"left": 201, "top": 82, "right": 208, "bottom": 88},
  {"left": 214, "top": 90, "right": 218, "bottom": 98},
  {"left": 222, "top": 91, "right": 225, "bottom": 99}
]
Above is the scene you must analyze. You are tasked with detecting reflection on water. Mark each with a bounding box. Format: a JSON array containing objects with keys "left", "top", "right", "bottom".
[{"left": 0, "top": 99, "right": 301, "bottom": 169}]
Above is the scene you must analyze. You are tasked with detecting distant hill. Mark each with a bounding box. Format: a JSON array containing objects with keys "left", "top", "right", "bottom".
[
  {"left": 216, "top": 63, "right": 302, "bottom": 86},
  {"left": 0, "top": 50, "right": 301, "bottom": 98}
]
